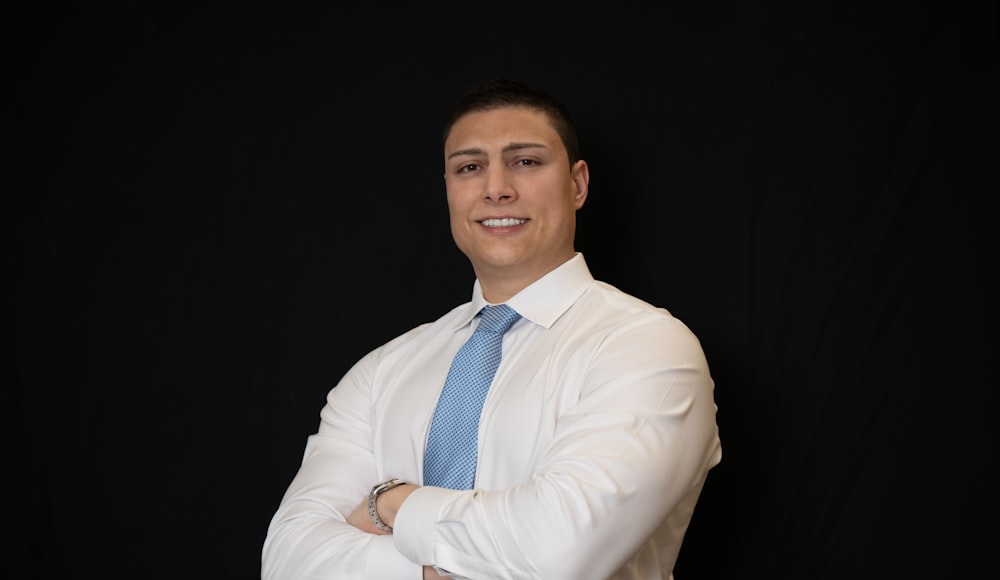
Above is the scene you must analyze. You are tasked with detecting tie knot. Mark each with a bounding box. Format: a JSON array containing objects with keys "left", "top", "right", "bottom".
[{"left": 477, "top": 304, "right": 521, "bottom": 335}]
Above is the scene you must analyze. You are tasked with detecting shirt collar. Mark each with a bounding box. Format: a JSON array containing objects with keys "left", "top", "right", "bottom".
[{"left": 456, "top": 253, "right": 594, "bottom": 330}]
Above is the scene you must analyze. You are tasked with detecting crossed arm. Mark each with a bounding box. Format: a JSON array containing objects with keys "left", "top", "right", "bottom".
[{"left": 263, "top": 317, "right": 721, "bottom": 579}]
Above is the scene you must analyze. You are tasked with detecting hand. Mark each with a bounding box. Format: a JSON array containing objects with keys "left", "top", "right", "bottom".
[{"left": 423, "top": 566, "right": 448, "bottom": 579}]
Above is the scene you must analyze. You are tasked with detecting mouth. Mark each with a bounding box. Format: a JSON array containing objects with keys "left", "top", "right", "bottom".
[{"left": 479, "top": 217, "right": 528, "bottom": 227}]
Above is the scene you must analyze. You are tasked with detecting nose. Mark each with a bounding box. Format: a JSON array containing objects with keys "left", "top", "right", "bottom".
[{"left": 484, "top": 166, "right": 517, "bottom": 203}]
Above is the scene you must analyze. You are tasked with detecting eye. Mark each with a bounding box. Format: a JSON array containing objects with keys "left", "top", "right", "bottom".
[
  {"left": 457, "top": 163, "right": 480, "bottom": 173},
  {"left": 513, "top": 158, "right": 538, "bottom": 167}
]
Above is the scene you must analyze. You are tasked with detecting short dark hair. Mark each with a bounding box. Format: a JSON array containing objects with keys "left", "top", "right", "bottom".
[{"left": 442, "top": 78, "right": 581, "bottom": 165}]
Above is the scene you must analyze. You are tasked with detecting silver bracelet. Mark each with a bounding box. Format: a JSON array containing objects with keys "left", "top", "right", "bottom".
[{"left": 368, "top": 478, "right": 407, "bottom": 532}]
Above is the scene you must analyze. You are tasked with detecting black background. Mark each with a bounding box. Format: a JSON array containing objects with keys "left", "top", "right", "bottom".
[{"left": 4, "top": 2, "right": 997, "bottom": 578}]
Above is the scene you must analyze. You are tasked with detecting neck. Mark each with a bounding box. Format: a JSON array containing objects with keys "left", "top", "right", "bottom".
[{"left": 474, "top": 253, "right": 576, "bottom": 303}]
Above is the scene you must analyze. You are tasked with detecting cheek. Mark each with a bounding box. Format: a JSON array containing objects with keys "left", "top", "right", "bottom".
[
  {"left": 445, "top": 181, "right": 475, "bottom": 211},
  {"left": 446, "top": 199, "right": 472, "bottom": 247},
  {"left": 544, "top": 188, "right": 582, "bottom": 219}
]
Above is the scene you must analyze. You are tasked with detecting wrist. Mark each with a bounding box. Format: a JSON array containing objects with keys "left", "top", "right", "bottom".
[{"left": 368, "top": 478, "right": 408, "bottom": 532}]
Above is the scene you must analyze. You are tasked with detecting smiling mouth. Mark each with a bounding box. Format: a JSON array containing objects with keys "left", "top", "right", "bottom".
[{"left": 480, "top": 218, "right": 528, "bottom": 227}]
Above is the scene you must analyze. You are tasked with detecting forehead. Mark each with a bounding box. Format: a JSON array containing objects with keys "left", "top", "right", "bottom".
[{"left": 444, "top": 106, "right": 561, "bottom": 154}]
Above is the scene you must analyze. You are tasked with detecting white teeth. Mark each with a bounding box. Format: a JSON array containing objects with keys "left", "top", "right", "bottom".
[{"left": 481, "top": 218, "right": 527, "bottom": 227}]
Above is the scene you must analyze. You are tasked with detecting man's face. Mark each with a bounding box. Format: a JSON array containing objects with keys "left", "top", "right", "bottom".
[{"left": 444, "top": 106, "right": 589, "bottom": 288}]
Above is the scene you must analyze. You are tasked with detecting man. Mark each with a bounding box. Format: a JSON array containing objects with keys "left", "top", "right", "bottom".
[{"left": 262, "top": 78, "right": 722, "bottom": 579}]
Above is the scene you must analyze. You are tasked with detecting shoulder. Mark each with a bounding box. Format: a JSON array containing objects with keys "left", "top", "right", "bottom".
[
  {"left": 582, "top": 280, "right": 683, "bottom": 327},
  {"left": 573, "top": 280, "right": 706, "bottom": 355}
]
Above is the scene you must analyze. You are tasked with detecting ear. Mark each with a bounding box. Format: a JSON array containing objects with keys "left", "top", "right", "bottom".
[{"left": 571, "top": 160, "right": 590, "bottom": 209}]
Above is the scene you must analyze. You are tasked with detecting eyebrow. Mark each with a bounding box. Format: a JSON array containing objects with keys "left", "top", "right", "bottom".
[{"left": 446, "top": 142, "right": 547, "bottom": 160}]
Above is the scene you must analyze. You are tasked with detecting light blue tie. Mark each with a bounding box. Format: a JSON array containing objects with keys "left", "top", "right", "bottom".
[{"left": 424, "top": 304, "right": 521, "bottom": 489}]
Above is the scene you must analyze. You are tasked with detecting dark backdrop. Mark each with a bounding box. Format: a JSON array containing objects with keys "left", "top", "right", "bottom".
[{"left": 3, "top": 2, "right": 997, "bottom": 578}]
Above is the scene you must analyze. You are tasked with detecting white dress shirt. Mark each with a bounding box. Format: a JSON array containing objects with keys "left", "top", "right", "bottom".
[{"left": 262, "top": 253, "right": 722, "bottom": 579}]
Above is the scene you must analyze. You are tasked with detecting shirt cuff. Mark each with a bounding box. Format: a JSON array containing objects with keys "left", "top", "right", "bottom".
[
  {"left": 392, "top": 485, "right": 459, "bottom": 566},
  {"left": 366, "top": 533, "right": 422, "bottom": 577}
]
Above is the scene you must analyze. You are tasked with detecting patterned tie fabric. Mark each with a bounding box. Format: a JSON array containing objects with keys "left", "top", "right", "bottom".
[{"left": 424, "top": 304, "right": 522, "bottom": 489}]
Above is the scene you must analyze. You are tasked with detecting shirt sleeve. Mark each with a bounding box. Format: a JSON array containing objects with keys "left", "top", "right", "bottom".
[
  {"left": 261, "top": 346, "right": 424, "bottom": 580},
  {"left": 392, "top": 314, "right": 723, "bottom": 579}
]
